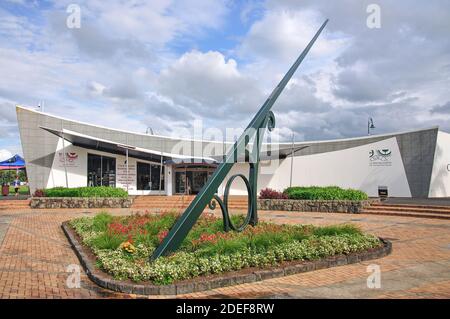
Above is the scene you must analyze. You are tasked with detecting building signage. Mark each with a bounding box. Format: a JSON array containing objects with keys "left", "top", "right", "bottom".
[
  {"left": 369, "top": 149, "right": 392, "bottom": 167},
  {"left": 117, "top": 163, "right": 136, "bottom": 190},
  {"left": 58, "top": 152, "right": 79, "bottom": 167}
]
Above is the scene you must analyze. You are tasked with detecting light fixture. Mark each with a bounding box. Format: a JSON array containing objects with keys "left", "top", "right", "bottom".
[{"left": 368, "top": 117, "right": 375, "bottom": 135}]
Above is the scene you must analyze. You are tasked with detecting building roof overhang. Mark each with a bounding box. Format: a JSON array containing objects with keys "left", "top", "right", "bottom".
[
  {"left": 40, "top": 126, "right": 219, "bottom": 165},
  {"left": 40, "top": 126, "right": 304, "bottom": 163}
]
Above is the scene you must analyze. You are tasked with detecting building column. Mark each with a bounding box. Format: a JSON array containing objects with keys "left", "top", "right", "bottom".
[{"left": 166, "top": 165, "right": 173, "bottom": 196}]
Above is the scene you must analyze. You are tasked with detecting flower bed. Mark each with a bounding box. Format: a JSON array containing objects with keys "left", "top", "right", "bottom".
[{"left": 68, "top": 212, "right": 384, "bottom": 287}]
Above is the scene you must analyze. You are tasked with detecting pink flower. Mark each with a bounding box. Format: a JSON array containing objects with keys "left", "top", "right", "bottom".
[{"left": 157, "top": 230, "right": 169, "bottom": 243}]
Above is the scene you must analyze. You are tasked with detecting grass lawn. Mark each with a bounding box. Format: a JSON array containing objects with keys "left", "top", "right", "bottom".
[
  {"left": 7, "top": 185, "right": 30, "bottom": 195},
  {"left": 70, "top": 212, "right": 382, "bottom": 285}
]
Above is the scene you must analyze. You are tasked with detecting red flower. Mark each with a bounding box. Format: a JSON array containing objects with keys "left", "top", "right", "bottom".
[
  {"left": 127, "top": 234, "right": 134, "bottom": 244},
  {"left": 108, "top": 222, "right": 133, "bottom": 235},
  {"left": 157, "top": 230, "right": 169, "bottom": 243},
  {"left": 191, "top": 232, "right": 230, "bottom": 246}
]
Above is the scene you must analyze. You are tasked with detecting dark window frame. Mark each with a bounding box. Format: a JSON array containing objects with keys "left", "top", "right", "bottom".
[{"left": 87, "top": 153, "right": 116, "bottom": 188}]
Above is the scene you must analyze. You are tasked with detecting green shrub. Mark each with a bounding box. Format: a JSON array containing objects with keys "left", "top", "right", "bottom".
[
  {"left": 43, "top": 186, "right": 128, "bottom": 198},
  {"left": 70, "top": 216, "right": 94, "bottom": 234},
  {"left": 133, "top": 232, "right": 156, "bottom": 248},
  {"left": 89, "top": 232, "right": 125, "bottom": 250},
  {"left": 284, "top": 186, "right": 368, "bottom": 201},
  {"left": 142, "top": 212, "right": 178, "bottom": 237},
  {"left": 92, "top": 212, "right": 114, "bottom": 232},
  {"left": 250, "top": 232, "right": 291, "bottom": 251},
  {"left": 312, "top": 224, "right": 361, "bottom": 237},
  {"left": 199, "top": 237, "right": 248, "bottom": 256}
]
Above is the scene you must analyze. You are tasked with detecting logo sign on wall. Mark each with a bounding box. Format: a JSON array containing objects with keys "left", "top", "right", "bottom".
[
  {"left": 369, "top": 149, "right": 392, "bottom": 167},
  {"left": 58, "top": 152, "right": 79, "bottom": 167}
]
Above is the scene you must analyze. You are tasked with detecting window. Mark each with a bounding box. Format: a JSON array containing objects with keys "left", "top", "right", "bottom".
[
  {"left": 137, "top": 162, "right": 150, "bottom": 190},
  {"left": 87, "top": 154, "right": 116, "bottom": 187},
  {"left": 137, "top": 162, "right": 164, "bottom": 191}
]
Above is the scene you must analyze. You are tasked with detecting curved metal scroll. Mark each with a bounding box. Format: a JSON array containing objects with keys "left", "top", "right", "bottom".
[
  {"left": 209, "top": 172, "right": 253, "bottom": 232},
  {"left": 209, "top": 111, "right": 276, "bottom": 232}
]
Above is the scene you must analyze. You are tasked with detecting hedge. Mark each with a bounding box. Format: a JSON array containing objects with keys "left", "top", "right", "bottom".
[
  {"left": 43, "top": 186, "right": 128, "bottom": 198},
  {"left": 283, "top": 186, "right": 368, "bottom": 201}
]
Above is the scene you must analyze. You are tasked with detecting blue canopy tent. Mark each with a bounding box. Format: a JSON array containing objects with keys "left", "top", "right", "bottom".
[
  {"left": 0, "top": 154, "right": 26, "bottom": 170},
  {"left": 1, "top": 155, "right": 27, "bottom": 196}
]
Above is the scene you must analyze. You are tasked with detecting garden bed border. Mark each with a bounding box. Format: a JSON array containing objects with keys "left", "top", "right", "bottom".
[
  {"left": 257, "top": 198, "right": 379, "bottom": 213},
  {"left": 31, "top": 197, "right": 133, "bottom": 209},
  {"left": 62, "top": 221, "right": 392, "bottom": 296}
]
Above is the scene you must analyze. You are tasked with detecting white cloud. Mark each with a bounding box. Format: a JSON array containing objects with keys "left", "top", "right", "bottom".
[
  {"left": 0, "top": 149, "right": 12, "bottom": 161},
  {"left": 49, "top": 0, "right": 230, "bottom": 55},
  {"left": 238, "top": 9, "right": 348, "bottom": 63},
  {"left": 169, "top": 0, "right": 230, "bottom": 34},
  {"left": 0, "top": 0, "right": 449, "bottom": 157},
  {"left": 157, "top": 50, "right": 263, "bottom": 119}
]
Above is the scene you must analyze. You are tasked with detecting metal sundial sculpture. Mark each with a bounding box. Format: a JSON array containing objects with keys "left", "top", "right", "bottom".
[{"left": 151, "top": 19, "right": 329, "bottom": 260}]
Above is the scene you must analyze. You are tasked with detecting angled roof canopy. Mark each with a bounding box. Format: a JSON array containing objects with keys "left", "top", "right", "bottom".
[
  {"left": 40, "top": 126, "right": 305, "bottom": 163},
  {"left": 40, "top": 127, "right": 219, "bottom": 165}
]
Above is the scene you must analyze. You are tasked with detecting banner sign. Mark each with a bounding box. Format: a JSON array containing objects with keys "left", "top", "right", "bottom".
[{"left": 117, "top": 163, "right": 136, "bottom": 190}]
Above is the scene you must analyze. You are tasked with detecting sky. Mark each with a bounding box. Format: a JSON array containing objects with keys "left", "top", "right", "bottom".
[{"left": 0, "top": 0, "right": 449, "bottom": 161}]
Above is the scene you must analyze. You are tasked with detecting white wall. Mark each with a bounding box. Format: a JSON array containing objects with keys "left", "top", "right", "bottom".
[
  {"left": 429, "top": 131, "right": 450, "bottom": 197},
  {"left": 47, "top": 136, "right": 434, "bottom": 198},
  {"left": 47, "top": 139, "right": 88, "bottom": 189},
  {"left": 46, "top": 138, "right": 166, "bottom": 195},
  {"left": 226, "top": 137, "right": 412, "bottom": 197}
]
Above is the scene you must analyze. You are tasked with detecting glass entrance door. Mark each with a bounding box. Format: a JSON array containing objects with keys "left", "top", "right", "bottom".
[
  {"left": 192, "top": 171, "right": 208, "bottom": 193},
  {"left": 174, "top": 165, "right": 216, "bottom": 195},
  {"left": 175, "top": 171, "right": 187, "bottom": 194}
]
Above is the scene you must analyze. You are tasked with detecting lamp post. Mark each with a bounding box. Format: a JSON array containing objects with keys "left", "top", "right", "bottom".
[
  {"left": 126, "top": 148, "right": 129, "bottom": 193},
  {"left": 289, "top": 133, "right": 294, "bottom": 188},
  {"left": 368, "top": 117, "right": 375, "bottom": 135},
  {"left": 146, "top": 127, "right": 154, "bottom": 135},
  {"left": 61, "top": 120, "right": 69, "bottom": 188},
  {"left": 37, "top": 101, "right": 44, "bottom": 112}
]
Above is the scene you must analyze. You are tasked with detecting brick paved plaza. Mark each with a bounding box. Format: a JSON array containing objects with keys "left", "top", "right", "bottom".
[{"left": 0, "top": 207, "right": 449, "bottom": 299}]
